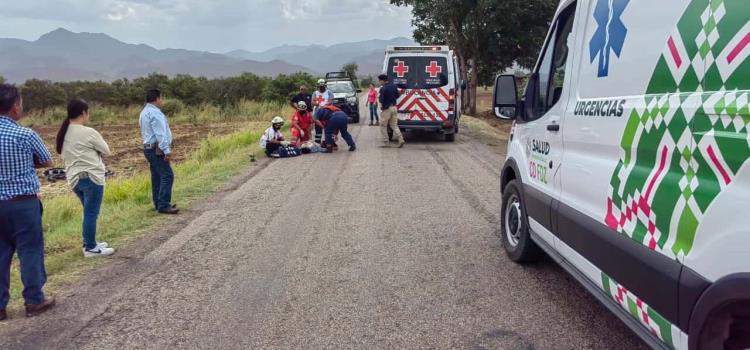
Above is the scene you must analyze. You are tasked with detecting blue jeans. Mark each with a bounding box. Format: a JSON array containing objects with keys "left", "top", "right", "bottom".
[
  {"left": 325, "top": 114, "right": 355, "bottom": 147},
  {"left": 0, "top": 198, "right": 47, "bottom": 309},
  {"left": 144, "top": 149, "right": 174, "bottom": 211},
  {"left": 369, "top": 103, "right": 379, "bottom": 123},
  {"left": 73, "top": 178, "right": 104, "bottom": 250}
]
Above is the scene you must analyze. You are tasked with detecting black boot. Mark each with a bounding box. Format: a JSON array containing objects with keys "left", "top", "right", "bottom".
[{"left": 349, "top": 144, "right": 356, "bottom": 152}]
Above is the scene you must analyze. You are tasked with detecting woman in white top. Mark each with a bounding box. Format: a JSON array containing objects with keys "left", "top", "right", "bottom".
[{"left": 55, "top": 99, "right": 115, "bottom": 257}]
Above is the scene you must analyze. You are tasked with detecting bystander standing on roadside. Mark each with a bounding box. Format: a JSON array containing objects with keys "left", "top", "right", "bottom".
[
  {"left": 56, "top": 99, "right": 115, "bottom": 258},
  {"left": 0, "top": 84, "right": 56, "bottom": 320},
  {"left": 290, "top": 85, "right": 313, "bottom": 114},
  {"left": 139, "top": 89, "right": 179, "bottom": 215},
  {"left": 367, "top": 83, "right": 379, "bottom": 126},
  {"left": 378, "top": 74, "right": 405, "bottom": 148}
]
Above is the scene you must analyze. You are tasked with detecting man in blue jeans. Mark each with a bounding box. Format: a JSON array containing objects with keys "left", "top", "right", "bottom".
[
  {"left": 139, "top": 89, "right": 179, "bottom": 214},
  {"left": 0, "top": 84, "right": 56, "bottom": 320}
]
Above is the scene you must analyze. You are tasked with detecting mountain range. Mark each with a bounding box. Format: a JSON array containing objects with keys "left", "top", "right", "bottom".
[{"left": 0, "top": 28, "right": 414, "bottom": 83}]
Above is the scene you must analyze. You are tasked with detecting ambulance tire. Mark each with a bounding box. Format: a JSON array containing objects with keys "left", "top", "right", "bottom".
[
  {"left": 500, "top": 180, "right": 542, "bottom": 263},
  {"left": 444, "top": 132, "right": 455, "bottom": 142}
]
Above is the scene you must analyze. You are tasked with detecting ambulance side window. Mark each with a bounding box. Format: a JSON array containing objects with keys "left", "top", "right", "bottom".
[{"left": 531, "top": 3, "right": 576, "bottom": 120}]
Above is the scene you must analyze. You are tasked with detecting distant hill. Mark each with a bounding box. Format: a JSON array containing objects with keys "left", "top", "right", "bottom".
[
  {"left": 0, "top": 28, "right": 314, "bottom": 83},
  {"left": 225, "top": 37, "right": 417, "bottom": 77}
]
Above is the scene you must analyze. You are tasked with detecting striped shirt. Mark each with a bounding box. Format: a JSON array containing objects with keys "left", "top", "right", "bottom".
[{"left": 0, "top": 116, "right": 52, "bottom": 200}]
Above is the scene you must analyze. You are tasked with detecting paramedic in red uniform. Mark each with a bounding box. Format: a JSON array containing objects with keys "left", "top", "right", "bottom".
[{"left": 290, "top": 101, "right": 313, "bottom": 147}]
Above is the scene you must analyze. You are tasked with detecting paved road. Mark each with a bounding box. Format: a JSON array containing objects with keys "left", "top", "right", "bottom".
[{"left": 0, "top": 103, "right": 647, "bottom": 349}]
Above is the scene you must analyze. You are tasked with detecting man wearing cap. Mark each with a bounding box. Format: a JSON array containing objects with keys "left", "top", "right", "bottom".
[
  {"left": 0, "top": 84, "right": 56, "bottom": 320},
  {"left": 379, "top": 74, "right": 405, "bottom": 148}
]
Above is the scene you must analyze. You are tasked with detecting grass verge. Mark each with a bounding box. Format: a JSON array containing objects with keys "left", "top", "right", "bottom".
[{"left": 6, "top": 122, "right": 272, "bottom": 311}]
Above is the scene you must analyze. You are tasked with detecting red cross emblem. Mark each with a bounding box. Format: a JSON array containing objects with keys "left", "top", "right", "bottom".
[
  {"left": 426, "top": 61, "right": 442, "bottom": 78},
  {"left": 393, "top": 60, "right": 409, "bottom": 78}
]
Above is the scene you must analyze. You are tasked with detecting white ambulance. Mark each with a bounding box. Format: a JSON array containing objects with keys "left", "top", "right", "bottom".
[
  {"left": 492, "top": 0, "right": 749, "bottom": 349},
  {"left": 382, "top": 46, "right": 463, "bottom": 141}
]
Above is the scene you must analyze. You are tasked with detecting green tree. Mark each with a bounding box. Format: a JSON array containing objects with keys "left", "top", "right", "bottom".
[
  {"left": 21, "top": 79, "right": 67, "bottom": 112},
  {"left": 360, "top": 75, "right": 375, "bottom": 87},
  {"left": 170, "top": 74, "right": 208, "bottom": 106},
  {"left": 390, "top": 0, "right": 555, "bottom": 115},
  {"left": 342, "top": 62, "right": 359, "bottom": 86},
  {"left": 0, "top": 76, "right": 5, "bottom": 84}
]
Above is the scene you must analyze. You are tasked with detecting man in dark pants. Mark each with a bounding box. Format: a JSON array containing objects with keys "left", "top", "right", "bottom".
[
  {"left": 0, "top": 84, "right": 56, "bottom": 320},
  {"left": 315, "top": 106, "right": 356, "bottom": 153},
  {"left": 139, "top": 89, "right": 178, "bottom": 214}
]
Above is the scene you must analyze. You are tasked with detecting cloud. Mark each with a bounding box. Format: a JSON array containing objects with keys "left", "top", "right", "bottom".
[
  {"left": 0, "top": 0, "right": 414, "bottom": 52},
  {"left": 106, "top": 5, "right": 137, "bottom": 21}
]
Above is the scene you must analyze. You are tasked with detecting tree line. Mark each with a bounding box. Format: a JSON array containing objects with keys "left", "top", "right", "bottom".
[
  {"left": 391, "top": 0, "right": 557, "bottom": 115},
  {"left": 3, "top": 72, "right": 318, "bottom": 112}
]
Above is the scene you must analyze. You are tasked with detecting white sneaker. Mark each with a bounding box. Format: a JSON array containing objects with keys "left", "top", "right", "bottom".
[
  {"left": 97, "top": 242, "right": 108, "bottom": 248},
  {"left": 83, "top": 246, "right": 115, "bottom": 258}
]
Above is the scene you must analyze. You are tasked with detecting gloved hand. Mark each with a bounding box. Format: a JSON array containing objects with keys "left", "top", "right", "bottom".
[{"left": 300, "top": 130, "right": 305, "bottom": 138}]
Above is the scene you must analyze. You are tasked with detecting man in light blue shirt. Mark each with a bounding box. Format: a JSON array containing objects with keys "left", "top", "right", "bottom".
[{"left": 139, "top": 89, "right": 178, "bottom": 214}]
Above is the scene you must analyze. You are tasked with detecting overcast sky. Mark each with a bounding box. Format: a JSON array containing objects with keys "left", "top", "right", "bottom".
[{"left": 0, "top": 0, "right": 414, "bottom": 52}]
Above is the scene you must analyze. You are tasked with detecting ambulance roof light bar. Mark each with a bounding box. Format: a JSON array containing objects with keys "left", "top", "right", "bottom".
[{"left": 386, "top": 45, "right": 450, "bottom": 53}]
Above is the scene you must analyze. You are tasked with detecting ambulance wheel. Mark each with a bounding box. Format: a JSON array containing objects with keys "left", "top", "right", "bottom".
[
  {"left": 501, "top": 180, "right": 542, "bottom": 263},
  {"left": 444, "top": 132, "right": 455, "bottom": 142}
]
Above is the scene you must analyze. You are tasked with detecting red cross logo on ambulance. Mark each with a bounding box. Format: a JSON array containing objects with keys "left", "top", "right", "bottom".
[
  {"left": 425, "top": 61, "right": 442, "bottom": 78},
  {"left": 393, "top": 60, "right": 409, "bottom": 78}
]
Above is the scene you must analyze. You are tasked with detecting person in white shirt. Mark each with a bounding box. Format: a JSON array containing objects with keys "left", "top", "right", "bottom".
[
  {"left": 260, "top": 116, "right": 290, "bottom": 157},
  {"left": 312, "top": 79, "right": 334, "bottom": 144},
  {"left": 55, "top": 98, "right": 115, "bottom": 258}
]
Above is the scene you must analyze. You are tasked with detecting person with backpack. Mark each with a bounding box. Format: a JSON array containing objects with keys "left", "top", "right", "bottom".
[{"left": 56, "top": 99, "right": 115, "bottom": 258}]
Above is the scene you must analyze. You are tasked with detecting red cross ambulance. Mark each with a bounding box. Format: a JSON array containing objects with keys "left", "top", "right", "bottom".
[
  {"left": 382, "top": 46, "right": 463, "bottom": 141},
  {"left": 492, "top": 0, "right": 749, "bottom": 349}
]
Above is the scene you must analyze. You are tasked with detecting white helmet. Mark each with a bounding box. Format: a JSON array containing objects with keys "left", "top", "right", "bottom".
[
  {"left": 271, "top": 116, "right": 284, "bottom": 124},
  {"left": 317, "top": 78, "right": 326, "bottom": 86},
  {"left": 296, "top": 101, "right": 308, "bottom": 110}
]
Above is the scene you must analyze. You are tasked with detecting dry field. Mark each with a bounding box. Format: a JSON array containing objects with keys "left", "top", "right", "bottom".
[{"left": 33, "top": 121, "right": 263, "bottom": 197}]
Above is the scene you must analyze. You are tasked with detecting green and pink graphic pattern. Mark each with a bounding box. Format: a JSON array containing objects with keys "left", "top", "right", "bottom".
[
  {"left": 605, "top": 0, "right": 750, "bottom": 261},
  {"left": 601, "top": 273, "right": 678, "bottom": 347}
]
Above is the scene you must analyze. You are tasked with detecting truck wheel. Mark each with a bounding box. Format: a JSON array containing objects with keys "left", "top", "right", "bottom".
[
  {"left": 697, "top": 302, "right": 750, "bottom": 350},
  {"left": 501, "top": 180, "right": 542, "bottom": 263}
]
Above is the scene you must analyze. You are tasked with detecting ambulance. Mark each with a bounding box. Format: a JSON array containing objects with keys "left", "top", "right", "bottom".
[
  {"left": 383, "top": 46, "right": 463, "bottom": 141},
  {"left": 492, "top": 0, "right": 749, "bottom": 349}
]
